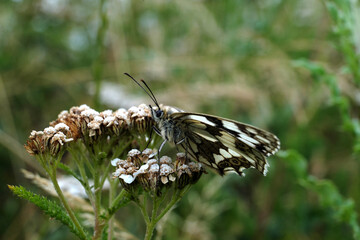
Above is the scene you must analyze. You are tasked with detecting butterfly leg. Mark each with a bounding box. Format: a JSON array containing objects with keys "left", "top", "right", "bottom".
[
  {"left": 175, "top": 138, "right": 185, "bottom": 145},
  {"left": 153, "top": 127, "right": 165, "bottom": 195},
  {"left": 184, "top": 138, "right": 189, "bottom": 163},
  {"left": 158, "top": 140, "right": 167, "bottom": 158},
  {"left": 151, "top": 125, "right": 163, "bottom": 160},
  {"left": 176, "top": 138, "right": 189, "bottom": 163},
  {"left": 144, "top": 125, "right": 154, "bottom": 150},
  {"left": 152, "top": 125, "right": 162, "bottom": 136},
  {"left": 175, "top": 138, "right": 186, "bottom": 161}
]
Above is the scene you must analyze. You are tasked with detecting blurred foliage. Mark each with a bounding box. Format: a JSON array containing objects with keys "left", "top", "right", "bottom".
[{"left": 1, "top": 0, "right": 360, "bottom": 239}]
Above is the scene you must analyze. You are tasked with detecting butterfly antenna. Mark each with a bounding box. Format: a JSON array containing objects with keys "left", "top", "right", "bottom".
[
  {"left": 124, "top": 73, "right": 160, "bottom": 108},
  {"left": 140, "top": 79, "right": 160, "bottom": 108}
]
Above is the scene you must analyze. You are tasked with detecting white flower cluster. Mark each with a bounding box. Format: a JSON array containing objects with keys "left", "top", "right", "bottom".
[
  {"left": 112, "top": 149, "right": 176, "bottom": 185},
  {"left": 112, "top": 149, "right": 205, "bottom": 191}
]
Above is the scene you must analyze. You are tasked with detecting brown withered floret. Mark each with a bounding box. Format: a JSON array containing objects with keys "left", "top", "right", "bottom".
[
  {"left": 175, "top": 153, "right": 206, "bottom": 189},
  {"left": 50, "top": 110, "right": 81, "bottom": 141},
  {"left": 25, "top": 131, "right": 45, "bottom": 155},
  {"left": 24, "top": 124, "right": 74, "bottom": 156},
  {"left": 128, "top": 104, "right": 153, "bottom": 133}
]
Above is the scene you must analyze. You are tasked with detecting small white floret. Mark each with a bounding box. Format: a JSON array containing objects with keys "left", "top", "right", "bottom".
[
  {"left": 128, "top": 149, "right": 141, "bottom": 157},
  {"left": 120, "top": 174, "right": 135, "bottom": 184},
  {"left": 54, "top": 123, "right": 70, "bottom": 132},
  {"left": 111, "top": 158, "right": 121, "bottom": 166},
  {"left": 44, "top": 127, "right": 56, "bottom": 135}
]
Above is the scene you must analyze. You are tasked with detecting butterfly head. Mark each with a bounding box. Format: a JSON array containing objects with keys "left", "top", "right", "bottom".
[{"left": 149, "top": 105, "right": 164, "bottom": 123}]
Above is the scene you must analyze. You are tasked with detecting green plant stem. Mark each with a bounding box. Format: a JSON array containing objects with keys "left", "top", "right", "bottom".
[
  {"left": 77, "top": 162, "right": 94, "bottom": 203},
  {"left": 92, "top": 160, "right": 105, "bottom": 240},
  {"left": 109, "top": 189, "right": 127, "bottom": 211},
  {"left": 107, "top": 177, "right": 116, "bottom": 240},
  {"left": 144, "top": 186, "right": 191, "bottom": 240},
  {"left": 100, "top": 161, "right": 112, "bottom": 189},
  {"left": 144, "top": 221, "right": 155, "bottom": 240},
  {"left": 144, "top": 195, "right": 160, "bottom": 240},
  {"left": 155, "top": 186, "right": 190, "bottom": 223},
  {"left": 135, "top": 196, "right": 150, "bottom": 225},
  {"left": 37, "top": 154, "right": 49, "bottom": 173},
  {"left": 69, "top": 148, "right": 95, "bottom": 206},
  {"left": 49, "top": 167, "right": 88, "bottom": 240}
]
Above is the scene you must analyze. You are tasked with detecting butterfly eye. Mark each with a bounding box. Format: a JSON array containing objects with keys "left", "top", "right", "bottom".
[{"left": 156, "top": 110, "right": 163, "bottom": 118}]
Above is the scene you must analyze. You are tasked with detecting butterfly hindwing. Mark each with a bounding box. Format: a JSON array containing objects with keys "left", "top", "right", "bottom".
[
  {"left": 171, "top": 112, "right": 280, "bottom": 176},
  {"left": 180, "top": 129, "right": 262, "bottom": 176}
]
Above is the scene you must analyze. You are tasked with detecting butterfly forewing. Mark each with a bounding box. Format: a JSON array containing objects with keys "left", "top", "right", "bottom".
[
  {"left": 171, "top": 112, "right": 280, "bottom": 176},
  {"left": 127, "top": 73, "right": 280, "bottom": 176}
]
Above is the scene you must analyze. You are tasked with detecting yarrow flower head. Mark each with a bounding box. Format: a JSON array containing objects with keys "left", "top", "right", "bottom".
[
  {"left": 24, "top": 104, "right": 156, "bottom": 157},
  {"left": 127, "top": 104, "right": 152, "bottom": 133},
  {"left": 24, "top": 124, "right": 74, "bottom": 156},
  {"left": 112, "top": 149, "right": 206, "bottom": 193}
]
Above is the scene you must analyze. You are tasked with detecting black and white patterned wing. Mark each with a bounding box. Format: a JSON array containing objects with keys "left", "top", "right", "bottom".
[{"left": 172, "top": 112, "right": 280, "bottom": 176}]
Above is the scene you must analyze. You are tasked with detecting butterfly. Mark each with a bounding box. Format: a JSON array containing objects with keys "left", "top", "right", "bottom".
[{"left": 125, "top": 73, "right": 280, "bottom": 176}]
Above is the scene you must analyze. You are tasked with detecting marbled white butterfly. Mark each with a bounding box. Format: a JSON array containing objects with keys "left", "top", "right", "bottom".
[{"left": 126, "top": 73, "right": 280, "bottom": 176}]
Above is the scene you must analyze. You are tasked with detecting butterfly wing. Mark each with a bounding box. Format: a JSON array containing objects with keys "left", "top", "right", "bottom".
[{"left": 171, "top": 112, "right": 280, "bottom": 176}]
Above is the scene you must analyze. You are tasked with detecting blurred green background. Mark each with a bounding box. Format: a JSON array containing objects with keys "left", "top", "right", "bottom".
[{"left": 1, "top": 0, "right": 360, "bottom": 239}]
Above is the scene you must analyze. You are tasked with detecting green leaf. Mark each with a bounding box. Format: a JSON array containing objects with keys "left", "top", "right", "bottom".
[{"left": 8, "top": 185, "right": 90, "bottom": 240}]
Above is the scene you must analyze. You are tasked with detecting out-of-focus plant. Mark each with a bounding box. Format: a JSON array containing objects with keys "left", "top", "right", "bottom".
[
  {"left": 289, "top": 1, "right": 360, "bottom": 239},
  {"left": 294, "top": 0, "right": 360, "bottom": 152},
  {"left": 325, "top": 0, "right": 360, "bottom": 84},
  {"left": 279, "top": 150, "right": 360, "bottom": 239}
]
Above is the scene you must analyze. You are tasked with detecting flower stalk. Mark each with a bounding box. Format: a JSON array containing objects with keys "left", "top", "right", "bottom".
[{"left": 48, "top": 164, "right": 89, "bottom": 240}]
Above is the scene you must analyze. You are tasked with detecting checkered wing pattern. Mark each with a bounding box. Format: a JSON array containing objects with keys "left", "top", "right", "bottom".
[{"left": 171, "top": 113, "right": 280, "bottom": 176}]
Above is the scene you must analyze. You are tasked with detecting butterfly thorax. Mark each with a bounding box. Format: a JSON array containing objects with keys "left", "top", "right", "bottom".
[{"left": 151, "top": 105, "right": 185, "bottom": 145}]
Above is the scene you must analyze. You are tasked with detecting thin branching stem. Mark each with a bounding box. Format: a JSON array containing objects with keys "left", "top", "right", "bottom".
[
  {"left": 69, "top": 147, "right": 95, "bottom": 206},
  {"left": 144, "top": 186, "right": 191, "bottom": 240},
  {"left": 92, "top": 156, "right": 105, "bottom": 240},
  {"left": 49, "top": 165, "right": 89, "bottom": 240},
  {"left": 107, "top": 176, "right": 116, "bottom": 240},
  {"left": 134, "top": 196, "right": 151, "bottom": 225},
  {"left": 109, "top": 189, "right": 127, "bottom": 212},
  {"left": 155, "top": 186, "right": 191, "bottom": 223}
]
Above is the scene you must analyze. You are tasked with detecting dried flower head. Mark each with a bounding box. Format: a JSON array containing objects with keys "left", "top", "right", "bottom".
[
  {"left": 24, "top": 124, "right": 73, "bottom": 156},
  {"left": 175, "top": 153, "right": 206, "bottom": 189},
  {"left": 25, "top": 104, "right": 157, "bottom": 157},
  {"left": 128, "top": 104, "right": 153, "bottom": 133}
]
